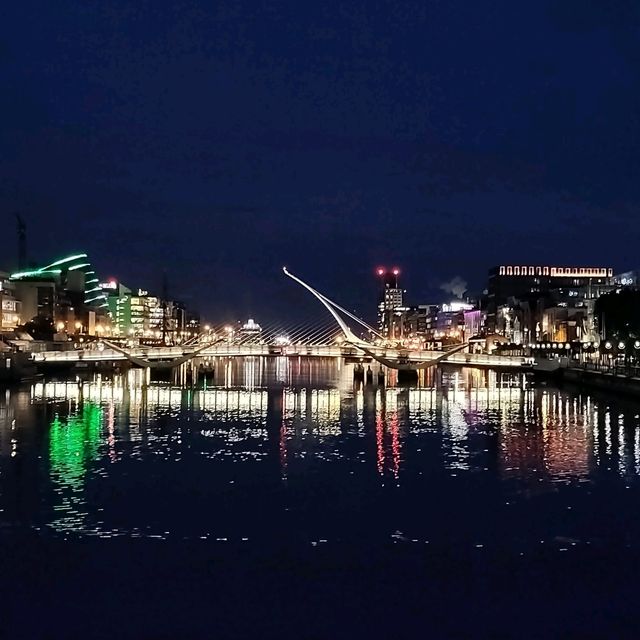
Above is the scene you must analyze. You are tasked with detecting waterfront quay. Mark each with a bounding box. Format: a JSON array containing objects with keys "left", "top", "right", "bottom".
[{"left": 559, "top": 361, "right": 640, "bottom": 398}]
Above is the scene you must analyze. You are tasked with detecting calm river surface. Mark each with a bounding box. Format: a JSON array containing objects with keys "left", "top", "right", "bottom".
[{"left": 3, "top": 358, "right": 640, "bottom": 638}]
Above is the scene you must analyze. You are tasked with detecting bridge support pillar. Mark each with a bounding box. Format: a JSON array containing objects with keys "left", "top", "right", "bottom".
[{"left": 397, "top": 369, "right": 418, "bottom": 385}]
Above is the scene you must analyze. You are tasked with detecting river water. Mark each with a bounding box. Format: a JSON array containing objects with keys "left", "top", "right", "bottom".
[{"left": 2, "top": 358, "right": 640, "bottom": 638}]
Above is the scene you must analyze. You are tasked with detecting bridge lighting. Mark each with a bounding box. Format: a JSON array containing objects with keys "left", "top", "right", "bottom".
[
  {"left": 204, "top": 324, "right": 211, "bottom": 332},
  {"left": 392, "top": 268, "right": 400, "bottom": 276},
  {"left": 376, "top": 267, "right": 385, "bottom": 276}
]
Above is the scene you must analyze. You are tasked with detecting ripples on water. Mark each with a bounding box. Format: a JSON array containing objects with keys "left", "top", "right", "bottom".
[{"left": 2, "top": 358, "right": 640, "bottom": 550}]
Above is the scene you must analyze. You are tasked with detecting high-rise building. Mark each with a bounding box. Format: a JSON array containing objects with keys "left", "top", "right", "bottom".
[{"left": 376, "top": 267, "right": 405, "bottom": 337}]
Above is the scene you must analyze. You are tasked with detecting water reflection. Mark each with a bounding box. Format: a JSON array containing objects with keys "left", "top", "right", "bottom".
[
  {"left": 48, "top": 403, "right": 102, "bottom": 532},
  {"left": 2, "top": 359, "right": 640, "bottom": 541}
]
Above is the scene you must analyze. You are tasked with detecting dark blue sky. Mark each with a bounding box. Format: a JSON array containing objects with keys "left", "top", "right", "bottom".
[{"left": 2, "top": 1, "right": 639, "bottom": 322}]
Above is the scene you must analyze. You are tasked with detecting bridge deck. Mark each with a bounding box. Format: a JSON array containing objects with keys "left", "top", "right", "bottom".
[{"left": 30, "top": 344, "right": 530, "bottom": 369}]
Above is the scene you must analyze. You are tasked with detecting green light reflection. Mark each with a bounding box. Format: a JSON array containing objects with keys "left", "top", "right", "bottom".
[{"left": 48, "top": 403, "right": 102, "bottom": 533}]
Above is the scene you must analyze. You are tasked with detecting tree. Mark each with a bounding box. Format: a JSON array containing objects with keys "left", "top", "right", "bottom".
[
  {"left": 594, "top": 289, "right": 640, "bottom": 340},
  {"left": 21, "top": 316, "right": 55, "bottom": 341}
]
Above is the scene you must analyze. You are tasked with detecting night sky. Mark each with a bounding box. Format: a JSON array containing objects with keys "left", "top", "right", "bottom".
[{"left": 2, "top": 1, "right": 639, "bottom": 323}]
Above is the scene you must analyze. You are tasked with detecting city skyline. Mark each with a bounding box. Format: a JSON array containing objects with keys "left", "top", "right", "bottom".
[
  {"left": 3, "top": 2, "right": 640, "bottom": 321},
  {"left": 3, "top": 242, "right": 631, "bottom": 328}
]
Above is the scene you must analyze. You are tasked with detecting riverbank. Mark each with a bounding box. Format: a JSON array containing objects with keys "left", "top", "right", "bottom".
[{"left": 556, "top": 366, "right": 640, "bottom": 398}]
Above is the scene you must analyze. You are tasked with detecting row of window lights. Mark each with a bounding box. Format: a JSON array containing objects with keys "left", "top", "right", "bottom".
[{"left": 500, "top": 266, "right": 611, "bottom": 277}]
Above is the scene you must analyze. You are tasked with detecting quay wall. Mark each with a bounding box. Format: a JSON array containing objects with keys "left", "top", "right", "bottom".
[{"left": 559, "top": 367, "right": 640, "bottom": 398}]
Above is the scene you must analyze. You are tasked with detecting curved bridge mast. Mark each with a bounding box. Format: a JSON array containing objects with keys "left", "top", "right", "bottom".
[{"left": 283, "top": 267, "right": 467, "bottom": 370}]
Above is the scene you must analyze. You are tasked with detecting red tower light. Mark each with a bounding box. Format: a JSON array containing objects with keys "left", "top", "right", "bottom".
[
  {"left": 376, "top": 267, "right": 386, "bottom": 276},
  {"left": 392, "top": 268, "right": 400, "bottom": 276}
]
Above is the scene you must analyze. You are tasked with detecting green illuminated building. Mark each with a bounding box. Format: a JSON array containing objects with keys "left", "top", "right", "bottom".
[{"left": 10, "top": 253, "right": 109, "bottom": 333}]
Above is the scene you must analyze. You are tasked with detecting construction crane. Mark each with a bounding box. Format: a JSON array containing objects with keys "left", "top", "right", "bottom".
[{"left": 15, "top": 213, "right": 26, "bottom": 269}]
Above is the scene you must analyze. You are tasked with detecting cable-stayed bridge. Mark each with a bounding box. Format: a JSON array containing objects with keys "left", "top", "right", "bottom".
[{"left": 30, "top": 269, "right": 533, "bottom": 371}]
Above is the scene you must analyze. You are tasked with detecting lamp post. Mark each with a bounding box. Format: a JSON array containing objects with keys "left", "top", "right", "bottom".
[
  {"left": 604, "top": 340, "right": 613, "bottom": 371},
  {"left": 617, "top": 340, "right": 626, "bottom": 374}
]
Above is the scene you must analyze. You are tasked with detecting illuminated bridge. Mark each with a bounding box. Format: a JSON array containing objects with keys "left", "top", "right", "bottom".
[
  {"left": 30, "top": 269, "right": 533, "bottom": 371},
  {"left": 30, "top": 342, "right": 528, "bottom": 369}
]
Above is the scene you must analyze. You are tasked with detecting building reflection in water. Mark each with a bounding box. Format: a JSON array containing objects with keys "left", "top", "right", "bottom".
[
  {"left": 3, "top": 358, "right": 640, "bottom": 536},
  {"left": 16, "top": 362, "right": 638, "bottom": 483},
  {"left": 48, "top": 403, "right": 102, "bottom": 533}
]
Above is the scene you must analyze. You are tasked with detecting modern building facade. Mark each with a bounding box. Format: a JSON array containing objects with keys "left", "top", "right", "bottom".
[
  {"left": 486, "top": 265, "right": 615, "bottom": 343},
  {"left": 9, "top": 253, "right": 111, "bottom": 335},
  {"left": 102, "top": 281, "right": 192, "bottom": 342}
]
